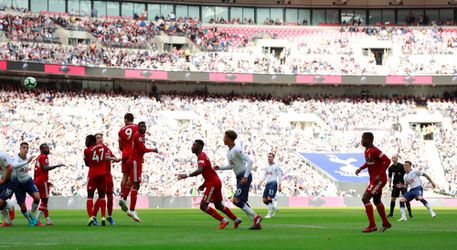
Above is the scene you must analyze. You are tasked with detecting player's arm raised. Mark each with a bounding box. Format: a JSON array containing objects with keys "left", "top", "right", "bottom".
[{"left": 13, "top": 156, "right": 35, "bottom": 169}]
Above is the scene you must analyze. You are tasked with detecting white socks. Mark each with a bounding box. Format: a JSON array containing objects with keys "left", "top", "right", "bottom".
[
  {"left": 400, "top": 206, "right": 406, "bottom": 218},
  {"left": 242, "top": 204, "right": 257, "bottom": 220},
  {"left": 36, "top": 210, "right": 44, "bottom": 221},
  {"left": 0, "top": 209, "right": 11, "bottom": 224},
  {"left": 267, "top": 202, "right": 274, "bottom": 216}
]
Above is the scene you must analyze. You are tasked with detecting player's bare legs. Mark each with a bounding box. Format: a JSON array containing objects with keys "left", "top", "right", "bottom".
[
  {"left": 373, "top": 193, "right": 390, "bottom": 232},
  {"left": 127, "top": 182, "right": 141, "bottom": 222}
]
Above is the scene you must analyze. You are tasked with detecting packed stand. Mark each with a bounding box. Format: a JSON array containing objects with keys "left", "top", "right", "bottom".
[
  {"left": 0, "top": 13, "right": 58, "bottom": 43},
  {"left": 0, "top": 86, "right": 441, "bottom": 197}
]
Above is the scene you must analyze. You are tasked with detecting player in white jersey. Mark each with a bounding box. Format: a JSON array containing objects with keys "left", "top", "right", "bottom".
[
  {"left": 260, "top": 153, "right": 282, "bottom": 218},
  {"left": 0, "top": 151, "right": 16, "bottom": 227},
  {"left": 214, "top": 130, "right": 262, "bottom": 230},
  {"left": 396, "top": 161, "right": 436, "bottom": 221},
  {"left": 12, "top": 142, "right": 40, "bottom": 226}
]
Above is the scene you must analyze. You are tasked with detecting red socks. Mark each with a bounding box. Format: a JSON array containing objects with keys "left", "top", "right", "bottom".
[
  {"left": 87, "top": 199, "right": 93, "bottom": 217},
  {"left": 93, "top": 199, "right": 101, "bottom": 217},
  {"left": 364, "top": 203, "right": 376, "bottom": 227},
  {"left": 205, "top": 207, "right": 224, "bottom": 221},
  {"left": 376, "top": 203, "right": 389, "bottom": 225},
  {"left": 107, "top": 194, "right": 113, "bottom": 216},
  {"left": 39, "top": 202, "right": 49, "bottom": 218},
  {"left": 222, "top": 207, "right": 237, "bottom": 221},
  {"left": 130, "top": 189, "right": 138, "bottom": 211},
  {"left": 100, "top": 199, "right": 106, "bottom": 218},
  {"left": 123, "top": 186, "right": 131, "bottom": 200}
]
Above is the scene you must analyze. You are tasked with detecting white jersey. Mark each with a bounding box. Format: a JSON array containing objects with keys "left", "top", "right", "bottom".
[
  {"left": 0, "top": 151, "right": 13, "bottom": 179},
  {"left": 404, "top": 169, "right": 424, "bottom": 189},
  {"left": 220, "top": 144, "right": 253, "bottom": 177},
  {"left": 262, "top": 163, "right": 282, "bottom": 184},
  {"left": 12, "top": 154, "right": 32, "bottom": 183}
]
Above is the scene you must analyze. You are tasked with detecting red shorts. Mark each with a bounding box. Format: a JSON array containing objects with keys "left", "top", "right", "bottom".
[
  {"left": 121, "top": 157, "right": 130, "bottom": 174},
  {"left": 127, "top": 159, "right": 142, "bottom": 183},
  {"left": 201, "top": 182, "right": 223, "bottom": 204},
  {"left": 35, "top": 181, "right": 50, "bottom": 199},
  {"left": 106, "top": 173, "right": 114, "bottom": 194},
  {"left": 87, "top": 174, "right": 107, "bottom": 194},
  {"left": 366, "top": 179, "right": 387, "bottom": 195}
]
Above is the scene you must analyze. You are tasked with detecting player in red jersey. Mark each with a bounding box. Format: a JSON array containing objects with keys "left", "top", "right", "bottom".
[
  {"left": 119, "top": 122, "right": 157, "bottom": 222},
  {"left": 355, "top": 132, "right": 392, "bottom": 233},
  {"left": 177, "top": 140, "right": 241, "bottom": 229},
  {"left": 84, "top": 134, "right": 119, "bottom": 226},
  {"left": 118, "top": 113, "right": 138, "bottom": 206},
  {"left": 34, "top": 143, "right": 65, "bottom": 226},
  {"left": 92, "top": 133, "right": 120, "bottom": 226}
]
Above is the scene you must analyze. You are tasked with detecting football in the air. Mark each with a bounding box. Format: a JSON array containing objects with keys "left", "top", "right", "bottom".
[{"left": 24, "top": 77, "right": 37, "bottom": 90}]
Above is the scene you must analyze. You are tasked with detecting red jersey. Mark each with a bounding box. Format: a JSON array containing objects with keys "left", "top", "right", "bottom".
[
  {"left": 84, "top": 144, "right": 110, "bottom": 178},
  {"left": 34, "top": 154, "right": 49, "bottom": 183},
  {"left": 105, "top": 146, "right": 115, "bottom": 174},
  {"left": 198, "top": 152, "right": 220, "bottom": 184},
  {"left": 130, "top": 131, "right": 154, "bottom": 162},
  {"left": 361, "top": 146, "right": 391, "bottom": 180},
  {"left": 118, "top": 124, "right": 138, "bottom": 159}
]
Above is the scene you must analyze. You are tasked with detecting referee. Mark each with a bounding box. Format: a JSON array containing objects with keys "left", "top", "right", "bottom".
[{"left": 387, "top": 155, "right": 413, "bottom": 218}]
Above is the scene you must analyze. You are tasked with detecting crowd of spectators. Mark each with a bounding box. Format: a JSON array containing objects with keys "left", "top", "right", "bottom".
[
  {"left": 1, "top": 86, "right": 450, "bottom": 197},
  {"left": 0, "top": 10, "right": 456, "bottom": 75},
  {"left": 0, "top": 13, "right": 58, "bottom": 43}
]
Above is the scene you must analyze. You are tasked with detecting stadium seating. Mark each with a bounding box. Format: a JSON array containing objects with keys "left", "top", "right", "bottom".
[{"left": 1, "top": 88, "right": 450, "bottom": 197}]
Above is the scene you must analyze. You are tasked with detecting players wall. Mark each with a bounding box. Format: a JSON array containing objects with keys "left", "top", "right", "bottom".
[{"left": 20, "top": 196, "right": 457, "bottom": 209}]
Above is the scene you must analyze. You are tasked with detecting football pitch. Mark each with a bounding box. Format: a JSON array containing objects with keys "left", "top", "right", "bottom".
[{"left": 1, "top": 208, "right": 456, "bottom": 249}]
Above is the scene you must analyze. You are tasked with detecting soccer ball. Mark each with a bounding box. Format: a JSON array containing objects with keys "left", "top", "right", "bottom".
[{"left": 24, "top": 77, "right": 37, "bottom": 90}]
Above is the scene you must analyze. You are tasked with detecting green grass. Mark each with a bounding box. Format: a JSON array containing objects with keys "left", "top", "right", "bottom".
[{"left": 1, "top": 208, "right": 456, "bottom": 249}]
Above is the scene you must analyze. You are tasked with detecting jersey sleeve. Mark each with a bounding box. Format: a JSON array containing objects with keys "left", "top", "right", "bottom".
[
  {"left": 415, "top": 170, "right": 424, "bottom": 177},
  {"left": 0, "top": 152, "right": 13, "bottom": 167},
  {"left": 388, "top": 165, "right": 393, "bottom": 178},
  {"left": 236, "top": 148, "right": 253, "bottom": 177},
  {"left": 276, "top": 165, "right": 283, "bottom": 184},
  {"left": 83, "top": 148, "right": 90, "bottom": 166},
  {"left": 197, "top": 155, "right": 206, "bottom": 167}
]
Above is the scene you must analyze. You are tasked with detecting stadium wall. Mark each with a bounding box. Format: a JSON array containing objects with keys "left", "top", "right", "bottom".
[
  {"left": 2, "top": 61, "right": 457, "bottom": 87},
  {"left": 21, "top": 196, "right": 457, "bottom": 209}
]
